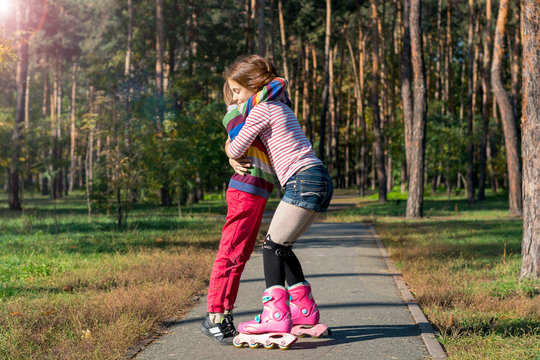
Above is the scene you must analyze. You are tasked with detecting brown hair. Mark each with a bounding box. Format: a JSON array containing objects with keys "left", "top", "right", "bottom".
[
  {"left": 225, "top": 55, "right": 279, "bottom": 93},
  {"left": 223, "top": 81, "right": 233, "bottom": 106}
]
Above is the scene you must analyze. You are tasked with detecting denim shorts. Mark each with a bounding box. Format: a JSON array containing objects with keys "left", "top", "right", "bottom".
[{"left": 281, "top": 165, "right": 333, "bottom": 212}]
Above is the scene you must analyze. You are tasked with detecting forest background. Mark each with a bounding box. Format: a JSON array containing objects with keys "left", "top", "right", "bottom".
[{"left": 0, "top": 0, "right": 539, "bottom": 359}]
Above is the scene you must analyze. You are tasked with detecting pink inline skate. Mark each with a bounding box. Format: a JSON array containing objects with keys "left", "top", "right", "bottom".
[
  {"left": 233, "top": 285, "right": 297, "bottom": 350},
  {"left": 289, "top": 282, "right": 331, "bottom": 338}
]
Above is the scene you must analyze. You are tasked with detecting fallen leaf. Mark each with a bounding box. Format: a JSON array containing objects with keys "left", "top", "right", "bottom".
[
  {"left": 81, "top": 329, "right": 92, "bottom": 340},
  {"left": 9, "top": 312, "right": 23, "bottom": 317}
]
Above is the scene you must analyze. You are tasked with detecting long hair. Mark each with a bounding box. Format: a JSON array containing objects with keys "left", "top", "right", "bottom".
[
  {"left": 224, "top": 55, "right": 280, "bottom": 93},
  {"left": 223, "top": 81, "right": 233, "bottom": 106}
]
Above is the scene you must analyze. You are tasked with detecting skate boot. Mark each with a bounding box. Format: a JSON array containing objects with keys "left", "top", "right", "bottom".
[
  {"left": 233, "top": 285, "right": 297, "bottom": 350},
  {"left": 288, "top": 282, "right": 331, "bottom": 338},
  {"left": 200, "top": 312, "right": 237, "bottom": 345}
]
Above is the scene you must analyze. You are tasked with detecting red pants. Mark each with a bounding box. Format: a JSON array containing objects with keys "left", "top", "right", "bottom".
[{"left": 206, "top": 187, "right": 267, "bottom": 313}]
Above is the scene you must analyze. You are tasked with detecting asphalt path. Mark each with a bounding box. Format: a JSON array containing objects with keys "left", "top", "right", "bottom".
[{"left": 135, "top": 220, "right": 430, "bottom": 360}]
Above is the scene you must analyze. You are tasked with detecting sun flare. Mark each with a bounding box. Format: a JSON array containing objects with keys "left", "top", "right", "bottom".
[{"left": 0, "top": 0, "right": 13, "bottom": 17}]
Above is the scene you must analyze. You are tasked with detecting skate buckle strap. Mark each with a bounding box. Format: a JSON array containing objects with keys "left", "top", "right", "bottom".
[
  {"left": 255, "top": 314, "right": 261, "bottom": 323},
  {"left": 262, "top": 295, "right": 273, "bottom": 303}
]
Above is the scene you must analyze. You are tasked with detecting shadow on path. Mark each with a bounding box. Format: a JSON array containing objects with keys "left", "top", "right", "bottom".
[
  {"left": 239, "top": 272, "right": 400, "bottom": 284},
  {"left": 288, "top": 324, "right": 422, "bottom": 350},
  {"left": 163, "top": 301, "right": 412, "bottom": 328}
]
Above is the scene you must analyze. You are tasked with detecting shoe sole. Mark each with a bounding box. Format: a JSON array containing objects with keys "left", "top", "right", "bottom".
[{"left": 200, "top": 323, "right": 235, "bottom": 346}]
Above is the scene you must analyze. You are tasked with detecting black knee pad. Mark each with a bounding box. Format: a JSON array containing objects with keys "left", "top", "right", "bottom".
[{"left": 263, "top": 235, "right": 293, "bottom": 258}]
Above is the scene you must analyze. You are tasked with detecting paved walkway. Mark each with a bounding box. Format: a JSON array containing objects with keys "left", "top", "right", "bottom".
[{"left": 135, "top": 222, "right": 430, "bottom": 360}]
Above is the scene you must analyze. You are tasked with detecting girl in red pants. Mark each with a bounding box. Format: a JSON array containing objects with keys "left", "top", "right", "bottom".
[{"left": 200, "top": 74, "right": 291, "bottom": 345}]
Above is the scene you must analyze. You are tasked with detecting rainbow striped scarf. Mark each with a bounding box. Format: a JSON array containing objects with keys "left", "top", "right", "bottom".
[{"left": 223, "top": 78, "right": 291, "bottom": 199}]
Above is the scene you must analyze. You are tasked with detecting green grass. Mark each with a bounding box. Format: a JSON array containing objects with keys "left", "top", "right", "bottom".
[
  {"left": 2, "top": 189, "right": 538, "bottom": 359},
  {"left": 0, "top": 194, "right": 222, "bottom": 300},
  {"left": 0, "top": 191, "right": 262, "bottom": 359},
  {"left": 325, "top": 189, "right": 540, "bottom": 360},
  {"left": 0, "top": 192, "right": 280, "bottom": 302}
]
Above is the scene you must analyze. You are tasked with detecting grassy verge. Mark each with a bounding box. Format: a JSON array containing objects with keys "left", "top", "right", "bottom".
[
  {"left": 324, "top": 190, "right": 540, "bottom": 360},
  {"left": 0, "top": 192, "right": 274, "bottom": 359}
]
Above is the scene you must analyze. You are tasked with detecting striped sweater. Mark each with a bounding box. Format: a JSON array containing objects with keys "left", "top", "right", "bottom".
[
  {"left": 223, "top": 78, "right": 291, "bottom": 199},
  {"left": 227, "top": 101, "right": 322, "bottom": 187}
]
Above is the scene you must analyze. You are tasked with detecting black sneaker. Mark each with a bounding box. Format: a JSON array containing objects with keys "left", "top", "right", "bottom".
[{"left": 200, "top": 313, "right": 238, "bottom": 345}]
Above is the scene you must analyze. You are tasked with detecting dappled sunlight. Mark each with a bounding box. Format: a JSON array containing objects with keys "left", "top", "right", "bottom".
[{"left": 322, "top": 191, "right": 539, "bottom": 357}]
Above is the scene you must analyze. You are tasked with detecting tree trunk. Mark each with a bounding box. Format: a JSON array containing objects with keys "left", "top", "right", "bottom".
[
  {"left": 311, "top": 46, "right": 318, "bottom": 144},
  {"left": 69, "top": 61, "right": 79, "bottom": 193},
  {"left": 125, "top": 0, "right": 137, "bottom": 205},
  {"left": 9, "top": 3, "right": 29, "bottom": 210},
  {"left": 369, "top": 0, "right": 387, "bottom": 203},
  {"left": 155, "top": 0, "right": 164, "bottom": 135},
  {"left": 41, "top": 68, "right": 50, "bottom": 197},
  {"left": 478, "top": 0, "right": 493, "bottom": 201},
  {"left": 472, "top": 16, "right": 481, "bottom": 114},
  {"left": 401, "top": 0, "right": 413, "bottom": 183},
  {"left": 24, "top": 66, "right": 30, "bottom": 131},
  {"left": 511, "top": 2, "right": 521, "bottom": 116},
  {"left": 293, "top": 45, "right": 301, "bottom": 116},
  {"left": 50, "top": 62, "right": 58, "bottom": 199},
  {"left": 327, "top": 46, "right": 335, "bottom": 172},
  {"left": 302, "top": 42, "right": 313, "bottom": 142},
  {"left": 387, "top": 2, "right": 399, "bottom": 194},
  {"left": 406, "top": 0, "right": 428, "bottom": 218},
  {"left": 435, "top": 0, "right": 443, "bottom": 104},
  {"left": 466, "top": 0, "right": 476, "bottom": 204},
  {"left": 195, "top": 171, "right": 203, "bottom": 203},
  {"left": 492, "top": 0, "right": 522, "bottom": 216},
  {"left": 318, "top": 0, "right": 331, "bottom": 163},
  {"left": 334, "top": 36, "right": 345, "bottom": 186},
  {"left": 358, "top": 21, "right": 367, "bottom": 196},
  {"left": 244, "top": 0, "right": 254, "bottom": 53},
  {"left": 85, "top": 89, "right": 95, "bottom": 221},
  {"left": 347, "top": 12, "right": 366, "bottom": 195},
  {"left": 257, "top": 0, "right": 266, "bottom": 57},
  {"left": 459, "top": 58, "right": 466, "bottom": 122},
  {"left": 77, "top": 155, "right": 83, "bottom": 188},
  {"left": 156, "top": 0, "right": 170, "bottom": 206},
  {"left": 113, "top": 102, "right": 122, "bottom": 228},
  {"left": 55, "top": 61, "right": 63, "bottom": 198},
  {"left": 520, "top": 0, "right": 540, "bottom": 279},
  {"left": 125, "top": 0, "right": 133, "bottom": 88},
  {"left": 371, "top": 145, "right": 376, "bottom": 190},
  {"left": 177, "top": 183, "right": 182, "bottom": 218},
  {"left": 445, "top": 1, "right": 453, "bottom": 115},
  {"left": 345, "top": 87, "right": 351, "bottom": 188},
  {"left": 277, "top": 0, "right": 289, "bottom": 81},
  {"left": 269, "top": 0, "right": 276, "bottom": 63},
  {"left": 250, "top": 0, "right": 256, "bottom": 54},
  {"left": 380, "top": 2, "right": 391, "bottom": 195},
  {"left": 401, "top": 160, "right": 407, "bottom": 194}
]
